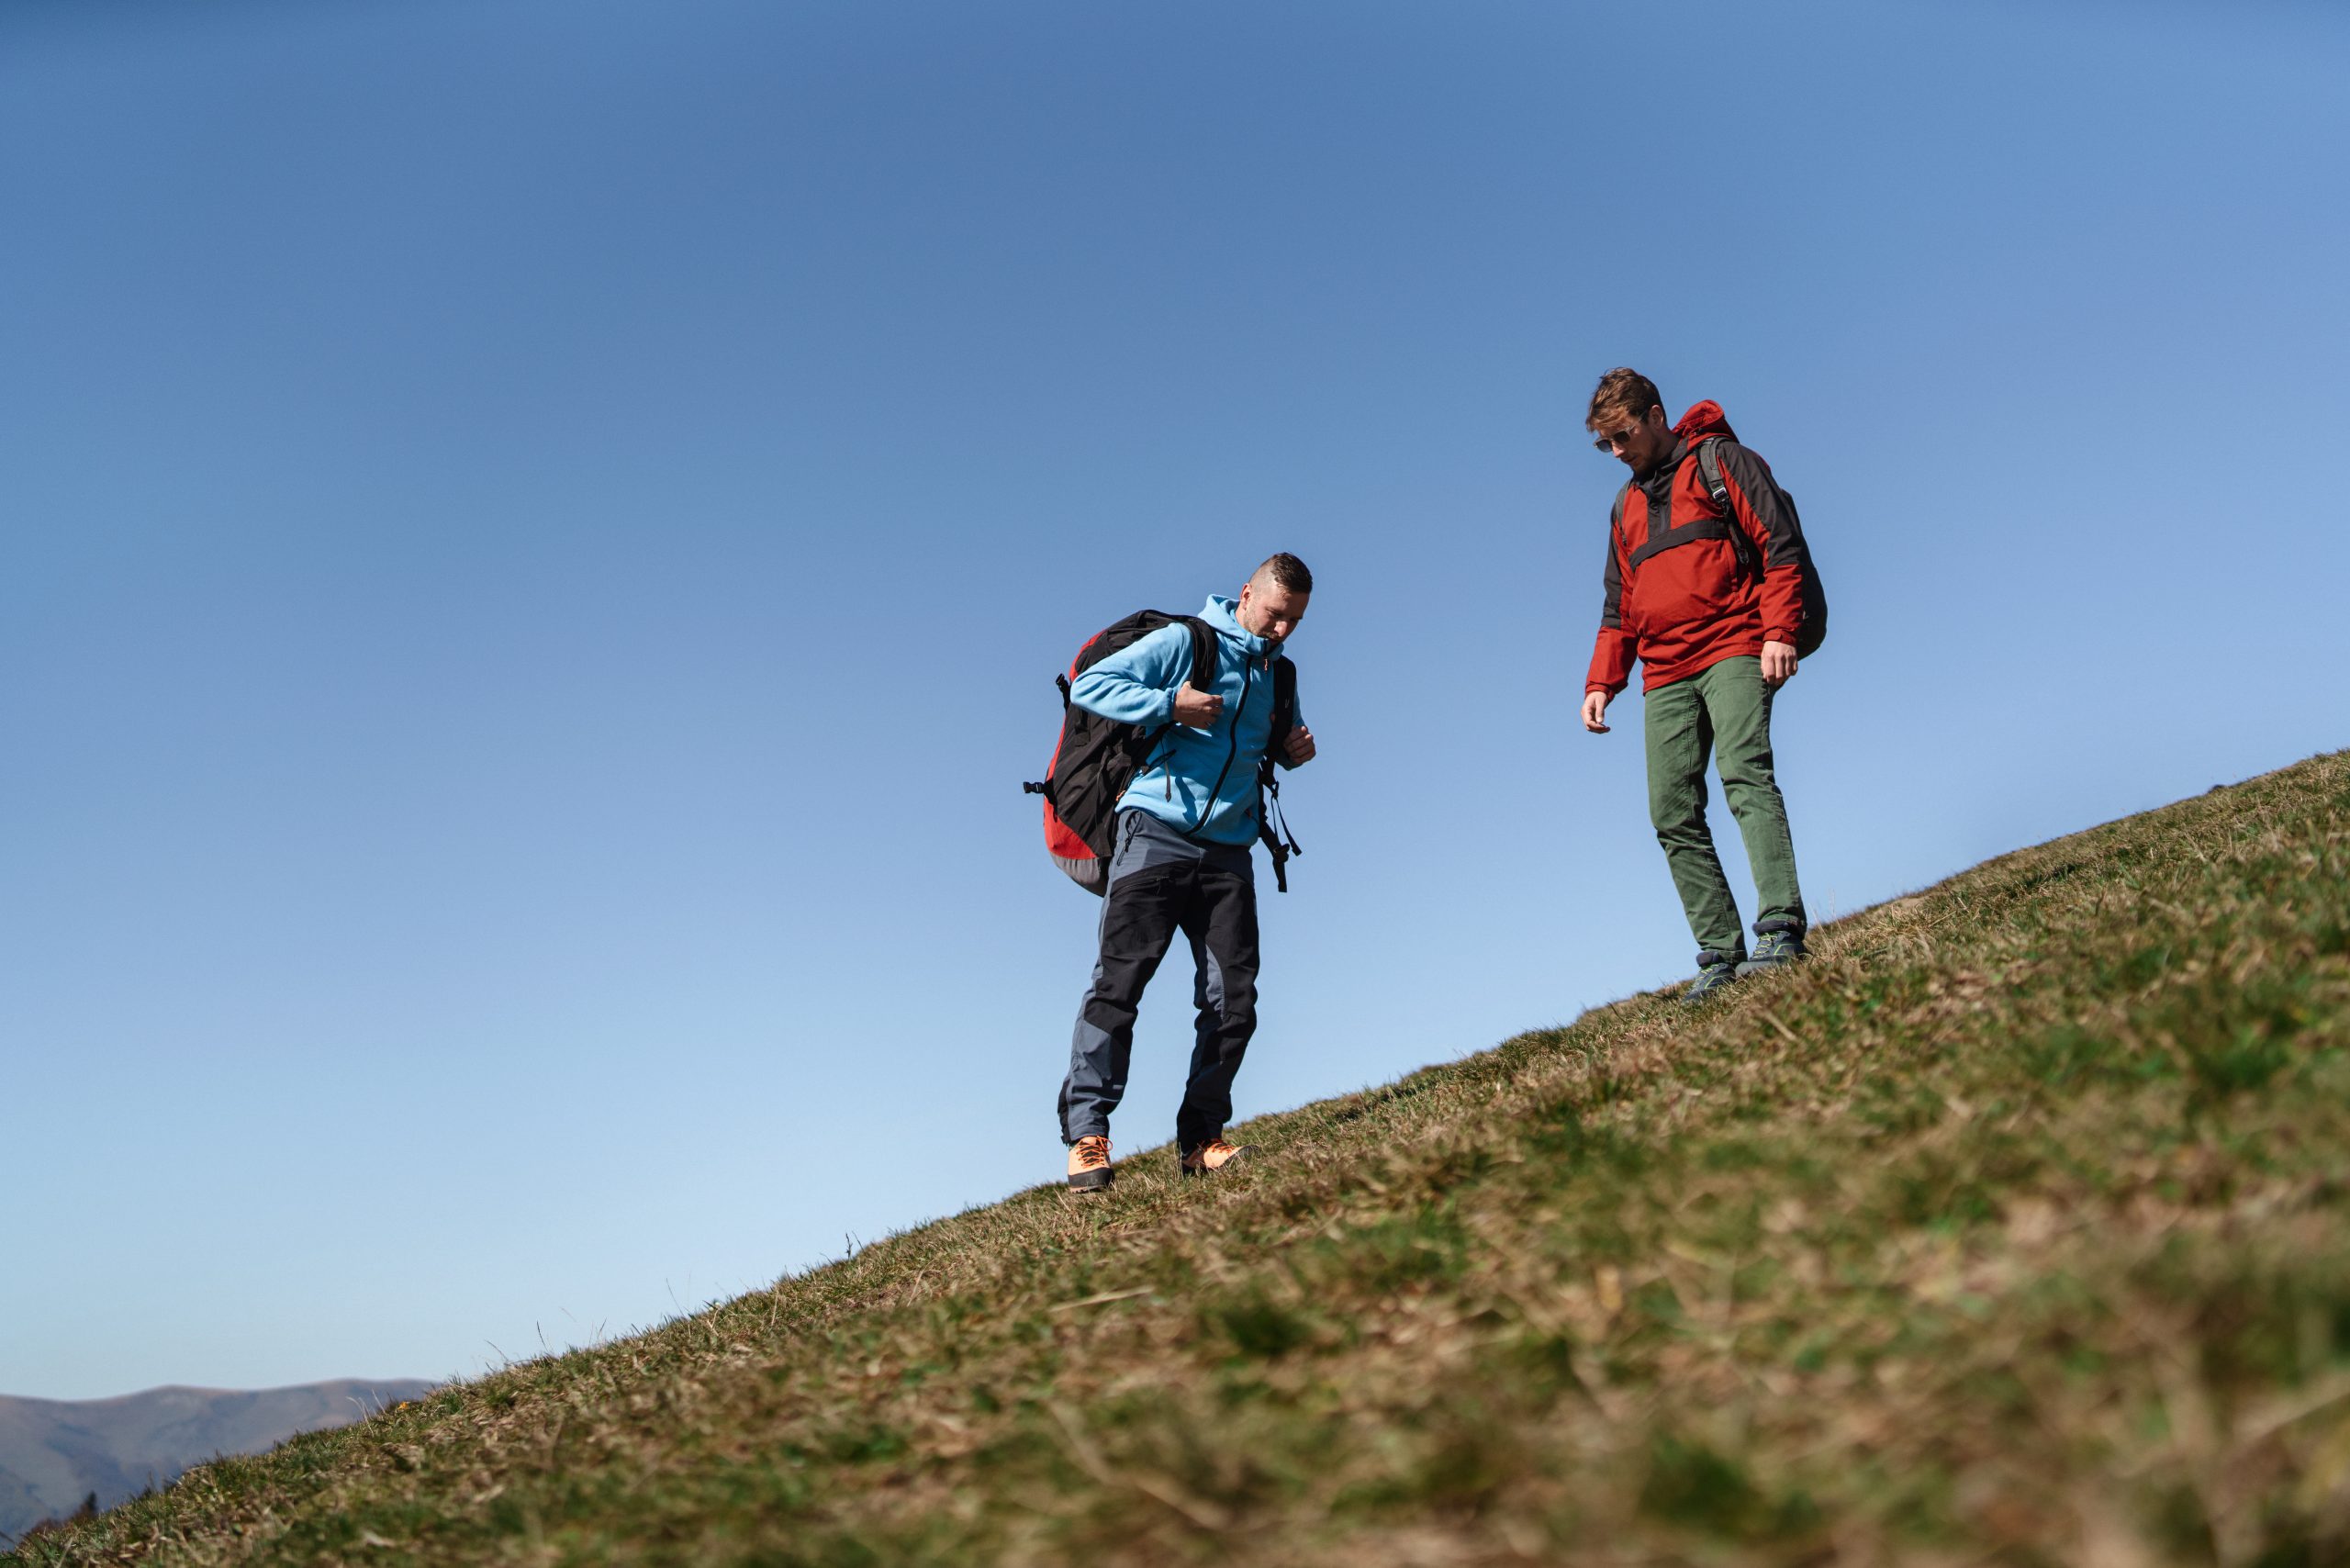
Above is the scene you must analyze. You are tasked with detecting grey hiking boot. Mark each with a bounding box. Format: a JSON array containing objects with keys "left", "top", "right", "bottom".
[
  {"left": 1683, "top": 956, "right": 1743, "bottom": 1004},
  {"left": 1738, "top": 930, "right": 1807, "bottom": 977}
]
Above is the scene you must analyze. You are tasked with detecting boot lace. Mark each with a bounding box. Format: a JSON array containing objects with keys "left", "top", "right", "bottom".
[{"left": 1073, "top": 1137, "right": 1112, "bottom": 1170}]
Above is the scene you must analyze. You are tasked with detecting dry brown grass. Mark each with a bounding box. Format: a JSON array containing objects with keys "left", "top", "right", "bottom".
[{"left": 15, "top": 750, "right": 2350, "bottom": 1567}]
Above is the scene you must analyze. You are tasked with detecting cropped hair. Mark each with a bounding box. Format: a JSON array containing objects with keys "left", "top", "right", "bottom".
[
  {"left": 1253, "top": 553, "right": 1314, "bottom": 595},
  {"left": 1585, "top": 367, "right": 1663, "bottom": 429}
]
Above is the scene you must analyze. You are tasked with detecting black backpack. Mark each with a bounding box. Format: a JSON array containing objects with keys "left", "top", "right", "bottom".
[
  {"left": 1694, "top": 438, "right": 1829, "bottom": 659},
  {"left": 1024, "top": 611, "right": 1303, "bottom": 894}
]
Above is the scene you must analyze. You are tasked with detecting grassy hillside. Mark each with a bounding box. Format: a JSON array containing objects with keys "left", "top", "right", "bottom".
[{"left": 16, "top": 751, "right": 2350, "bottom": 1567}]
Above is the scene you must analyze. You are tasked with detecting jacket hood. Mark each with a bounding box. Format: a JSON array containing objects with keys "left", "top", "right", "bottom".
[
  {"left": 1201, "top": 594, "right": 1272, "bottom": 656},
  {"left": 1673, "top": 399, "right": 1738, "bottom": 445}
]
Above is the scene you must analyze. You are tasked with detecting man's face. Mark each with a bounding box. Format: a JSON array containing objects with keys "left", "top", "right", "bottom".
[
  {"left": 1236, "top": 577, "right": 1309, "bottom": 644},
  {"left": 1591, "top": 403, "right": 1675, "bottom": 473}
]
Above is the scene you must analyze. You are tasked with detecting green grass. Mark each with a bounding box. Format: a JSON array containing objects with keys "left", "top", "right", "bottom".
[{"left": 17, "top": 751, "right": 2350, "bottom": 1566}]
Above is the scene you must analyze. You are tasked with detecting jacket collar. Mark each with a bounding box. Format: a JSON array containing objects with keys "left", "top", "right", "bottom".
[{"left": 1635, "top": 437, "right": 1689, "bottom": 485}]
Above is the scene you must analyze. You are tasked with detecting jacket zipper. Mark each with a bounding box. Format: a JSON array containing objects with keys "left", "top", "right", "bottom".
[{"left": 1195, "top": 650, "right": 1254, "bottom": 834}]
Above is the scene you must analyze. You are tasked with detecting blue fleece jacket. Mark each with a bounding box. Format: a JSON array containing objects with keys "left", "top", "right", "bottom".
[{"left": 1067, "top": 595, "right": 1302, "bottom": 847}]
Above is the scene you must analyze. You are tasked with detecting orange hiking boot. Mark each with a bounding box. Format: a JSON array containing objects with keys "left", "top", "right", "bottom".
[
  {"left": 1180, "top": 1139, "right": 1256, "bottom": 1178},
  {"left": 1066, "top": 1135, "right": 1113, "bottom": 1193}
]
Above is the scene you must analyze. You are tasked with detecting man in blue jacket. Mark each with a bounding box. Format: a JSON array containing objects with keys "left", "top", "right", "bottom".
[{"left": 1059, "top": 554, "right": 1318, "bottom": 1192}]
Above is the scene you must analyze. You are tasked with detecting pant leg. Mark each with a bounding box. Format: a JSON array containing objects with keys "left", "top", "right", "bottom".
[
  {"left": 1644, "top": 672, "right": 1747, "bottom": 962},
  {"left": 1173, "top": 861, "right": 1260, "bottom": 1154},
  {"left": 1696, "top": 655, "right": 1807, "bottom": 936},
  {"left": 1059, "top": 834, "right": 1186, "bottom": 1144}
]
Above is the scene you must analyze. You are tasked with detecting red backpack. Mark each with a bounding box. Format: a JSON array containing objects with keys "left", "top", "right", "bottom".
[{"left": 1024, "top": 611, "right": 1302, "bottom": 893}]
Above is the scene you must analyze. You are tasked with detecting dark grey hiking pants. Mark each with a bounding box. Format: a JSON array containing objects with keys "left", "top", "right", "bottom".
[{"left": 1059, "top": 810, "right": 1260, "bottom": 1155}]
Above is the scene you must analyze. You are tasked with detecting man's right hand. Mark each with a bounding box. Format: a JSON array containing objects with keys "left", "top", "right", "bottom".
[
  {"left": 1171, "top": 687, "right": 1225, "bottom": 729},
  {"left": 1580, "top": 690, "right": 1612, "bottom": 734}
]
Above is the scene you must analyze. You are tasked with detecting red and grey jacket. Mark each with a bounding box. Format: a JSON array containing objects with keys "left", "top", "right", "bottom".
[{"left": 1584, "top": 400, "right": 1806, "bottom": 697}]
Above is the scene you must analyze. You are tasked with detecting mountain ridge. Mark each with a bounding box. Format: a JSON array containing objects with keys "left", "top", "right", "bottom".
[{"left": 0, "top": 1381, "right": 434, "bottom": 1547}]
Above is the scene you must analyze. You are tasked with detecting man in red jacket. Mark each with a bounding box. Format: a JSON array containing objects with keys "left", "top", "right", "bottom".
[{"left": 1579, "top": 367, "right": 1812, "bottom": 1002}]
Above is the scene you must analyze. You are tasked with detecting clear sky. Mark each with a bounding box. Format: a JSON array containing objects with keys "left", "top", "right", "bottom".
[{"left": 6, "top": 0, "right": 2346, "bottom": 1400}]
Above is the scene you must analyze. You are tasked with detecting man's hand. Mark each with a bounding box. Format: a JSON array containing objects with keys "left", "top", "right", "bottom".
[
  {"left": 1581, "top": 690, "right": 1612, "bottom": 734},
  {"left": 1283, "top": 725, "right": 1316, "bottom": 767},
  {"left": 1760, "top": 640, "right": 1797, "bottom": 689},
  {"left": 1170, "top": 686, "right": 1225, "bottom": 728}
]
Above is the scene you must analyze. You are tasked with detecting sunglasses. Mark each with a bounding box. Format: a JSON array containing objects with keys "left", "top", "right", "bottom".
[{"left": 1591, "top": 420, "right": 1644, "bottom": 453}]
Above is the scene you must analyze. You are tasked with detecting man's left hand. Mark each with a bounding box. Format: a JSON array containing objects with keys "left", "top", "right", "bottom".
[
  {"left": 1283, "top": 725, "right": 1316, "bottom": 766},
  {"left": 1760, "top": 641, "right": 1797, "bottom": 688}
]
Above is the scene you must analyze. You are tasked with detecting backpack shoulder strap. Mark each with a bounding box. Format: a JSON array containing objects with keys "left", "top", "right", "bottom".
[
  {"left": 1696, "top": 437, "right": 1761, "bottom": 577},
  {"left": 1695, "top": 437, "right": 1731, "bottom": 510},
  {"left": 1179, "top": 616, "right": 1218, "bottom": 693},
  {"left": 1255, "top": 654, "right": 1302, "bottom": 891},
  {"left": 1269, "top": 655, "right": 1297, "bottom": 753}
]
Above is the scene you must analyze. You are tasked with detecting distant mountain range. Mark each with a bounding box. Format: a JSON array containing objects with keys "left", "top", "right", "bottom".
[{"left": 0, "top": 1379, "right": 434, "bottom": 1544}]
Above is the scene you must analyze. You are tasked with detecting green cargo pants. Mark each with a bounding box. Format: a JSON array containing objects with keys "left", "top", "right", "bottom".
[{"left": 1642, "top": 654, "right": 1806, "bottom": 963}]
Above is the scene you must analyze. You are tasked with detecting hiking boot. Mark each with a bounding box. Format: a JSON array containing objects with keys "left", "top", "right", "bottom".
[
  {"left": 1066, "top": 1135, "right": 1113, "bottom": 1193},
  {"left": 1682, "top": 958, "right": 1743, "bottom": 1004},
  {"left": 1179, "top": 1139, "right": 1256, "bottom": 1178},
  {"left": 1738, "top": 930, "right": 1807, "bottom": 977}
]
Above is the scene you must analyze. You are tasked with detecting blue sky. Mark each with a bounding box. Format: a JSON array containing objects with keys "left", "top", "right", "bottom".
[{"left": 6, "top": 0, "right": 2346, "bottom": 1400}]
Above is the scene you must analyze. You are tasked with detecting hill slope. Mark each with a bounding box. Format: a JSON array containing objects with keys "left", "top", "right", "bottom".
[{"left": 14, "top": 752, "right": 2350, "bottom": 1567}]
